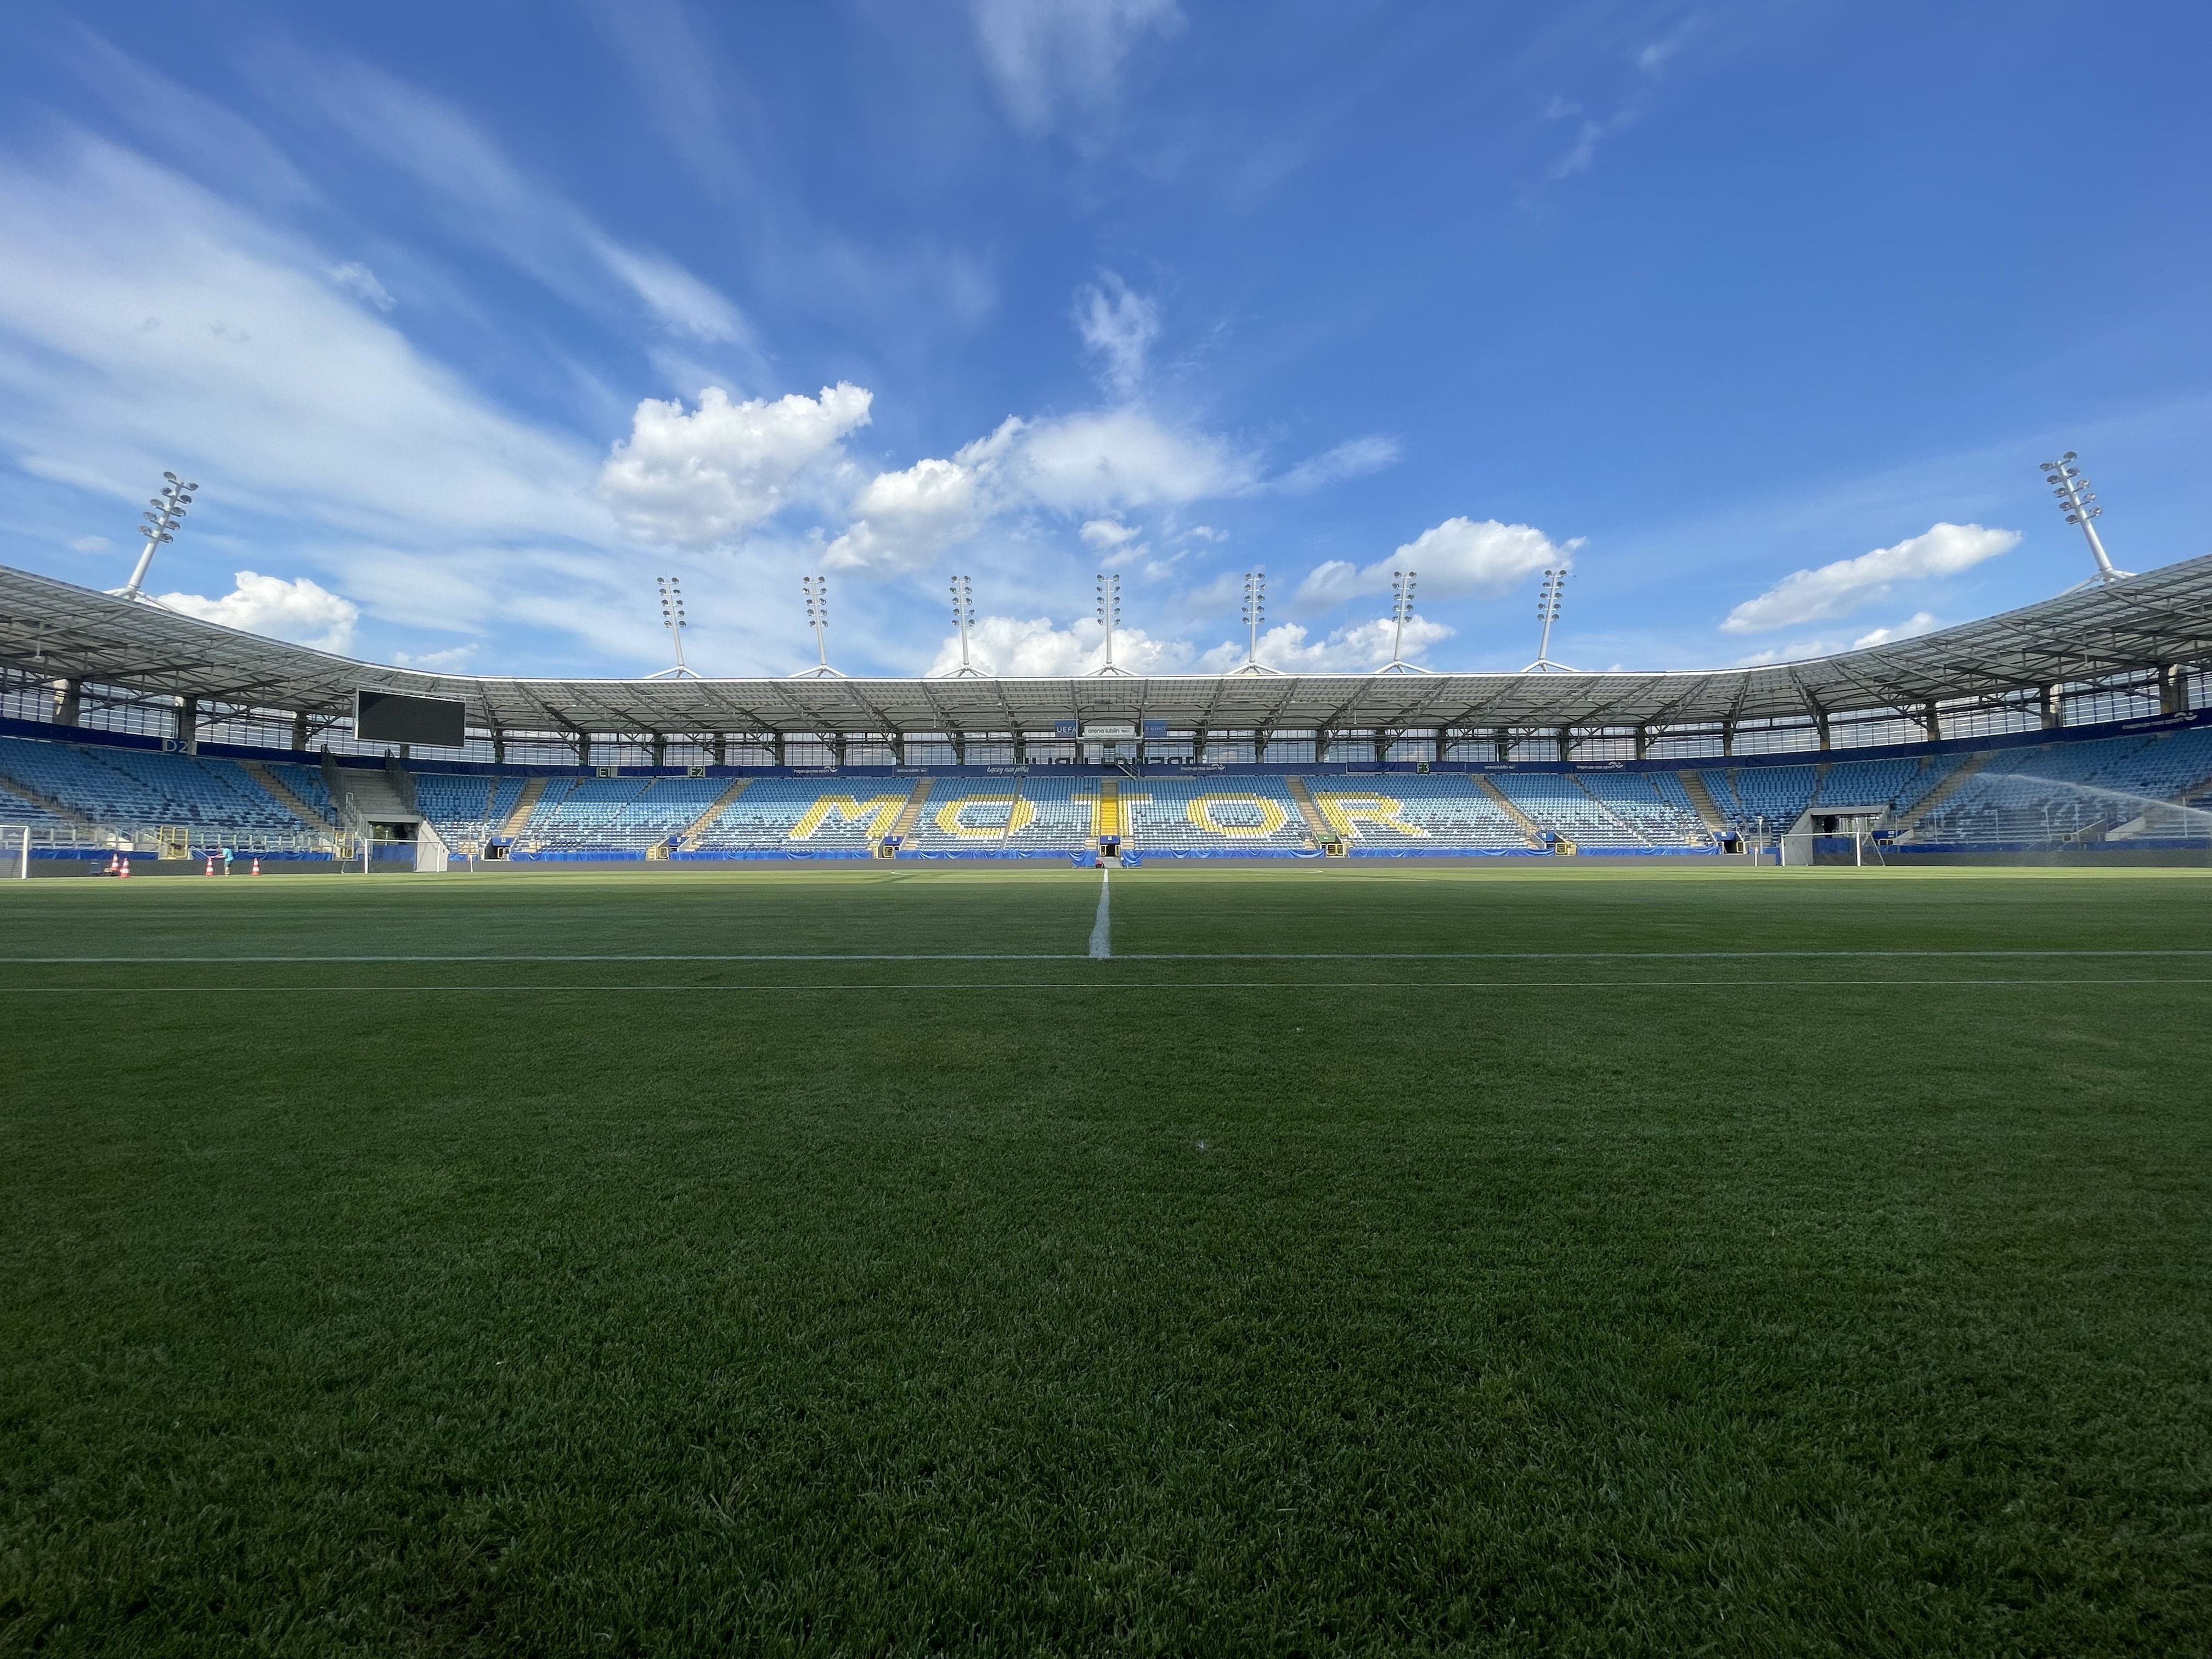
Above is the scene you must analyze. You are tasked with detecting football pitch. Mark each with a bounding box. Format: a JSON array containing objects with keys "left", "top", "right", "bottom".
[{"left": 3, "top": 865, "right": 2209, "bottom": 1655}]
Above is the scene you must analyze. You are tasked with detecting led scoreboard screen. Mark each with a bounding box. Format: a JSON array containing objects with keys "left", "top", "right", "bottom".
[{"left": 353, "top": 690, "right": 466, "bottom": 748}]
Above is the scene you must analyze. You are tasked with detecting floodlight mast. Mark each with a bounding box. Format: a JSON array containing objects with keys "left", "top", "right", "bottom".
[
  {"left": 1091, "top": 572, "right": 1132, "bottom": 675},
  {"left": 1231, "top": 569, "right": 1282, "bottom": 675},
  {"left": 117, "top": 471, "right": 199, "bottom": 600},
  {"left": 1375, "top": 569, "right": 1432, "bottom": 674},
  {"left": 2039, "top": 450, "right": 2130, "bottom": 585},
  {"left": 791, "top": 573, "right": 845, "bottom": 678},
  {"left": 947, "top": 574, "right": 985, "bottom": 676},
  {"left": 647, "top": 575, "right": 698, "bottom": 679},
  {"left": 1524, "top": 566, "right": 1579, "bottom": 672}
]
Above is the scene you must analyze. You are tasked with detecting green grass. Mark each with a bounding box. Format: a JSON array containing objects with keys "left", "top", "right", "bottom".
[{"left": 3, "top": 865, "right": 2209, "bottom": 1656}]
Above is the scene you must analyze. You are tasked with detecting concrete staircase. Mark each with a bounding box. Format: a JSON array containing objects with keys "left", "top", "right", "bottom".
[
  {"left": 1892, "top": 750, "right": 1994, "bottom": 834},
  {"left": 1676, "top": 770, "right": 1731, "bottom": 837},
  {"left": 885, "top": 777, "right": 935, "bottom": 850},
  {"left": 0, "top": 772, "right": 100, "bottom": 830},
  {"left": 679, "top": 777, "right": 751, "bottom": 851},
  {"left": 241, "top": 759, "right": 332, "bottom": 833},
  {"left": 1474, "top": 776, "right": 1550, "bottom": 850},
  {"left": 326, "top": 763, "right": 420, "bottom": 827},
  {"left": 1094, "top": 777, "right": 1120, "bottom": 844},
  {"left": 498, "top": 776, "right": 549, "bottom": 839},
  {"left": 1282, "top": 776, "right": 1331, "bottom": 849}
]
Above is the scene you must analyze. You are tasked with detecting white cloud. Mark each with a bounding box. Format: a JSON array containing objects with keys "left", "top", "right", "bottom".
[
  {"left": 822, "top": 417, "right": 1019, "bottom": 574},
  {"left": 588, "top": 237, "right": 754, "bottom": 346},
  {"left": 1198, "top": 616, "right": 1457, "bottom": 674},
  {"left": 1080, "top": 517, "right": 1139, "bottom": 549},
  {"left": 0, "top": 136, "right": 600, "bottom": 548},
  {"left": 70, "top": 535, "right": 111, "bottom": 554},
  {"left": 597, "top": 383, "right": 873, "bottom": 548},
  {"left": 1297, "top": 517, "right": 1572, "bottom": 606},
  {"left": 972, "top": 0, "right": 1184, "bottom": 136},
  {"left": 391, "top": 644, "right": 476, "bottom": 671},
  {"left": 327, "top": 261, "right": 394, "bottom": 312},
  {"left": 1852, "top": 611, "right": 1940, "bottom": 650},
  {"left": 927, "top": 612, "right": 1189, "bottom": 676},
  {"left": 1018, "top": 408, "right": 1255, "bottom": 511},
  {"left": 1074, "top": 272, "right": 1160, "bottom": 396},
  {"left": 1722, "top": 522, "right": 2019, "bottom": 634},
  {"left": 157, "top": 570, "right": 359, "bottom": 651},
  {"left": 1272, "top": 435, "right": 1401, "bottom": 495}
]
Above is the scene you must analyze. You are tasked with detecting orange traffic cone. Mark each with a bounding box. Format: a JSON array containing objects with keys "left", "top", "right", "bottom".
[
  {"left": 119, "top": 856, "right": 131, "bottom": 878},
  {"left": 104, "top": 853, "right": 118, "bottom": 876},
  {"left": 250, "top": 857, "right": 262, "bottom": 876},
  {"left": 204, "top": 855, "right": 217, "bottom": 876}
]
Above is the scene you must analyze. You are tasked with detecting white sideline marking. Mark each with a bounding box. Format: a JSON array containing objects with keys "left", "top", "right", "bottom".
[
  {"left": 9, "top": 978, "right": 2209, "bottom": 994},
  {"left": 4, "top": 947, "right": 2212, "bottom": 965},
  {"left": 1088, "top": 868, "right": 1111, "bottom": 960}
]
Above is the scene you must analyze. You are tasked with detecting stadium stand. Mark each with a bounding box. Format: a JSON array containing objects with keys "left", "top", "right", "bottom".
[
  {"left": 0, "top": 737, "right": 297, "bottom": 832},
  {"left": 413, "top": 773, "right": 526, "bottom": 847},
  {"left": 688, "top": 778, "right": 907, "bottom": 854},
  {"left": 1712, "top": 764, "right": 1819, "bottom": 836},
  {"left": 1905, "top": 728, "right": 2212, "bottom": 846},
  {"left": 1572, "top": 772, "right": 1714, "bottom": 849},
  {"left": 1308, "top": 776, "right": 1536, "bottom": 852},
  {"left": 1122, "top": 777, "right": 1313, "bottom": 854},
  {"left": 1489, "top": 772, "right": 1650, "bottom": 849},
  {"left": 514, "top": 774, "right": 732, "bottom": 853}
]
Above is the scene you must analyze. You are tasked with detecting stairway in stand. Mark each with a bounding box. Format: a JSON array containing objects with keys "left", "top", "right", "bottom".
[
  {"left": 1282, "top": 777, "right": 1330, "bottom": 849},
  {"left": 498, "top": 776, "right": 549, "bottom": 840},
  {"left": 678, "top": 777, "right": 751, "bottom": 851},
  {"left": 1473, "top": 777, "right": 1550, "bottom": 850},
  {"left": 884, "top": 777, "right": 935, "bottom": 853},
  {"left": 241, "top": 760, "right": 332, "bottom": 834}
]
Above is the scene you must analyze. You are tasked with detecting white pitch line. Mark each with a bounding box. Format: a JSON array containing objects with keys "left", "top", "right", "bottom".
[
  {"left": 7, "top": 978, "right": 2210, "bottom": 994},
  {"left": 4, "top": 947, "right": 2212, "bottom": 965},
  {"left": 1088, "top": 867, "right": 1112, "bottom": 960}
]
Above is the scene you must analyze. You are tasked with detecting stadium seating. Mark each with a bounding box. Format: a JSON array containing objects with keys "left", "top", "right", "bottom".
[
  {"left": 690, "top": 778, "right": 908, "bottom": 853},
  {"left": 413, "top": 772, "right": 525, "bottom": 845},
  {"left": 1572, "top": 772, "right": 1713, "bottom": 849},
  {"left": 1308, "top": 776, "right": 1534, "bottom": 851},
  {"left": 1908, "top": 729, "right": 2212, "bottom": 845},
  {"left": 517, "top": 775, "right": 735, "bottom": 851},
  {"left": 1489, "top": 772, "right": 1650, "bottom": 849},
  {"left": 1122, "top": 778, "right": 1312, "bottom": 853},
  {"left": 901, "top": 776, "right": 1101, "bottom": 853},
  {"left": 0, "top": 737, "right": 298, "bottom": 832}
]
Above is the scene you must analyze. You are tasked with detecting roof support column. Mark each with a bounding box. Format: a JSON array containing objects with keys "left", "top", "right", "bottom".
[
  {"left": 1920, "top": 702, "right": 1941, "bottom": 742},
  {"left": 1374, "top": 731, "right": 1390, "bottom": 766},
  {"left": 1813, "top": 712, "right": 1832, "bottom": 751},
  {"left": 289, "top": 709, "right": 308, "bottom": 752},
  {"left": 650, "top": 733, "right": 667, "bottom": 768},
  {"left": 2160, "top": 664, "right": 2191, "bottom": 716},
  {"left": 771, "top": 732, "right": 786, "bottom": 768},
  {"left": 1555, "top": 725, "right": 1573, "bottom": 762},
  {"left": 53, "top": 678, "right": 82, "bottom": 727},
  {"left": 1720, "top": 721, "right": 1736, "bottom": 758},
  {"left": 890, "top": 732, "right": 906, "bottom": 766},
  {"left": 175, "top": 694, "right": 198, "bottom": 755},
  {"left": 493, "top": 732, "right": 507, "bottom": 765},
  {"left": 1633, "top": 725, "right": 1649, "bottom": 761},
  {"left": 1492, "top": 726, "right": 1512, "bottom": 763},
  {"left": 952, "top": 730, "right": 967, "bottom": 765},
  {"left": 2039, "top": 684, "right": 2062, "bottom": 730},
  {"left": 711, "top": 733, "right": 727, "bottom": 766},
  {"left": 1434, "top": 728, "right": 1448, "bottom": 764}
]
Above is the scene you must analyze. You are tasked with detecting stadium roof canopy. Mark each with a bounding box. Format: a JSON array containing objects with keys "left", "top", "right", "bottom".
[{"left": 4, "top": 557, "right": 2212, "bottom": 737}]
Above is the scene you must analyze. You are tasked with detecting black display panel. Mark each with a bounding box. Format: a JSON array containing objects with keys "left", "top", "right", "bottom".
[{"left": 353, "top": 690, "right": 466, "bottom": 748}]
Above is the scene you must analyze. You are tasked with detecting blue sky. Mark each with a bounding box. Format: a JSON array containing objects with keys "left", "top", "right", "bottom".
[{"left": 1, "top": 1, "right": 2207, "bottom": 680}]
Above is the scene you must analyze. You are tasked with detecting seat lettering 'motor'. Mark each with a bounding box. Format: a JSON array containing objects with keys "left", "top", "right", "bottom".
[
  {"left": 792, "top": 795, "right": 908, "bottom": 840},
  {"left": 933, "top": 795, "right": 1037, "bottom": 839},
  {"left": 1312, "top": 792, "right": 1426, "bottom": 839},
  {"left": 1187, "top": 795, "right": 1288, "bottom": 837}
]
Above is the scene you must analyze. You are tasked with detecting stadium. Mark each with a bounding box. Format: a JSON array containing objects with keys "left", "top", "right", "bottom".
[
  {"left": 8, "top": 551, "right": 2212, "bottom": 871},
  {"left": 7, "top": 543, "right": 2212, "bottom": 1650},
  {"left": 8, "top": 7, "right": 2212, "bottom": 1652}
]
